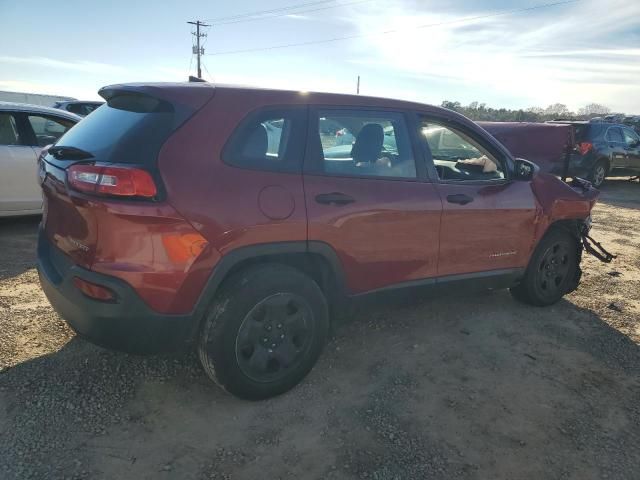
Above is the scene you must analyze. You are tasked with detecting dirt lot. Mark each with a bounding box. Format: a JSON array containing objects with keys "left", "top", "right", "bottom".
[{"left": 1, "top": 178, "right": 639, "bottom": 480}]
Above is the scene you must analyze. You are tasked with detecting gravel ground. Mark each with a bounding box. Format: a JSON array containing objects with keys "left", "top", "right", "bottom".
[{"left": 1, "top": 177, "right": 639, "bottom": 480}]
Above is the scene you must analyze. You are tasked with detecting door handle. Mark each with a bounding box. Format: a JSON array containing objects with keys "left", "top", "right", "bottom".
[
  {"left": 315, "top": 192, "right": 355, "bottom": 206},
  {"left": 446, "top": 194, "right": 474, "bottom": 205}
]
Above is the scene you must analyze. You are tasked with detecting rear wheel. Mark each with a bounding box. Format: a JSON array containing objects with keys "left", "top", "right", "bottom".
[
  {"left": 589, "top": 160, "right": 607, "bottom": 188},
  {"left": 198, "top": 264, "right": 329, "bottom": 400},
  {"left": 510, "top": 229, "right": 580, "bottom": 306}
]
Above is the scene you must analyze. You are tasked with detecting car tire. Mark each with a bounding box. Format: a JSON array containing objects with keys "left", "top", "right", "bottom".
[
  {"left": 198, "top": 264, "right": 329, "bottom": 400},
  {"left": 588, "top": 160, "right": 608, "bottom": 188},
  {"left": 510, "top": 228, "right": 580, "bottom": 307}
]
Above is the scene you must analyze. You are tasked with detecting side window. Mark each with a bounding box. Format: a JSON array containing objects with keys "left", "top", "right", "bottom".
[
  {"left": 27, "top": 115, "right": 76, "bottom": 147},
  {"left": 223, "top": 108, "right": 305, "bottom": 173},
  {"left": 67, "top": 104, "right": 85, "bottom": 115},
  {"left": 606, "top": 127, "right": 624, "bottom": 143},
  {"left": 622, "top": 128, "right": 639, "bottom": 146},
  {"left": 0, "top": 113, "right": 20, "bottom": 146},
  {"left": 83, "top": 104, "right": 100, "bottom": 115},
  {"left": 419, "top": 118, "right": 505, "bottom": 181},
  {"left": 315, "top": 110, "right": 417, "bottom": 179}
]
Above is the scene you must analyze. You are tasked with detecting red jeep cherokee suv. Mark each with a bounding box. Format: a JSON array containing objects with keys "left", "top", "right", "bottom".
[{"left": 38, "top": 83, "right": 598, "bottom": 399}]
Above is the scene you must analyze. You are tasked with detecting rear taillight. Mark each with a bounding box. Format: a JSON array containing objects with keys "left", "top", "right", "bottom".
[
  {"left": 577, "top": 142, "right": 593, "bottom": 155},
  {"left": 67, "top": 165, "right": 157, "bottom": 198}
]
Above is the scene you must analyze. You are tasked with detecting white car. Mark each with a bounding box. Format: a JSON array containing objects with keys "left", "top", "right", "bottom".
[{"left": 0, "top": 102, "right": 80, "bottom": 217}]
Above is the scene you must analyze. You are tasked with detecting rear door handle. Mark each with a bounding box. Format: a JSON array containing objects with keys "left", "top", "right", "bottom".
[
  {"left": 315, "top": 192, "right": 355, "bottom": 206},
  {"left": 446, "top": 194, "right": 474, "bottom": 205}
]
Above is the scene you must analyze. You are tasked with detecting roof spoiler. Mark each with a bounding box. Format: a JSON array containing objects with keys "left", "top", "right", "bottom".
[{"left": 98, "top": 82, "right": 215, "bottom": 112}]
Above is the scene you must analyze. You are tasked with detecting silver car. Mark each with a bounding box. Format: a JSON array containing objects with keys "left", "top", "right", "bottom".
[{"left": 0, "top": 102, "right": 80, "bottom": 217}]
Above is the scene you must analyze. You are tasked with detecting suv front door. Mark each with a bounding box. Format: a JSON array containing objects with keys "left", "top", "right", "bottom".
[
  {"left": 417, "top": 115, "right": 538, "bottom": 278},
  {"left": 303, "top": 107, "right": 442, "bottom": 294}
]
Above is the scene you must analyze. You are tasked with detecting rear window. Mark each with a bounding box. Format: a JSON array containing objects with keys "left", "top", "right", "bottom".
[
  {"left": 573, "top": 124, "right": 590, "bottom": 142},
  {"left": 54, "top": 94, "right": 176, "bottom": 165},
  {"left": 223, "top": 107, "right": 306, "bottom": 173}
]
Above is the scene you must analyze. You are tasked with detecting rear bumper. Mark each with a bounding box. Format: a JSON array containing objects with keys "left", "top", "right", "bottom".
[{"left": 37, "top": 229, "right": 197, "bottom": 354}]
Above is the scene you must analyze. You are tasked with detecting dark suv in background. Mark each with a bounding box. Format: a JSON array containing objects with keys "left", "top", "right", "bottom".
[
  {"left": 548, "top": 121, "right": 640, "bottom": 187},
  {"left": 52, "top": 100, "right": 104, "bottom": 117},
  {"left": 38, "top": 83, "right": 599, "bottom": 399}
]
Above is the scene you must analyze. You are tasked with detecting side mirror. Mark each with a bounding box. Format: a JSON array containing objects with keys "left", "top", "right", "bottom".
[{"left": 513, "top": 158, "right": 538, "bottom": 181}]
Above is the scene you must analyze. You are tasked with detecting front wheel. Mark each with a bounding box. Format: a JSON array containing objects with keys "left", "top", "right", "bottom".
[
  {"left": 198, "top": 264, "right": 329, "bottom": 400},
  {"left": 510, "top": 228, "right": 580, "bottom": 306}
]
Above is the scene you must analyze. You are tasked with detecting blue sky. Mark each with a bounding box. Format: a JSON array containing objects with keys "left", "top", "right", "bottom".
[{"left": 1, "top": 0, "right": 639, "bottom": 112}]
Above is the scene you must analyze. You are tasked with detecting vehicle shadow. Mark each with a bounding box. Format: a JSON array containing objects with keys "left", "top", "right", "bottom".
[
  {"left": 1, "top": 290, "right": 639, "bottom": 479},
  {"left": 0, "top": 215, "right": 41, "bottom": 281},
  {"left": 598, "top": 176, "right": 640, "bottom": 210}
]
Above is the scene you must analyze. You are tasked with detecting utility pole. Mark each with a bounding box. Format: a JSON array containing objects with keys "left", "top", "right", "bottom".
[
  {"left": 356, "top": 75, "right": 360, "bottom": 95},
  {"left": 187, "top": 20, "right": 210, "bottom": 79}
]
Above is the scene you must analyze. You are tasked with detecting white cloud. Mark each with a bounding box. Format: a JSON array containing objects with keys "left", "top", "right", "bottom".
[
  {"left": 0, "top": 56, "right": 126, "bottom": 75},
  {"left": 346, "top": 0, "right": 640, "bottom": 112},
  {"left": 0, "top": 79, "right": 102, "bottom": 100},
  {"left": 284, "top": 14, "right": 310, "bottom": 20}
]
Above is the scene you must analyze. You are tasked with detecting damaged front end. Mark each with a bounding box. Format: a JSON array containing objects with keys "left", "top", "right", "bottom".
[
  {"left": 531, "top": 173, "right": 616, "bottom": 297},
  {"left": 579, "top": 217, "right": 616, "bottom": 264},
  {"left": 568, "top": 178, "right": 616, "bottom": 264}
]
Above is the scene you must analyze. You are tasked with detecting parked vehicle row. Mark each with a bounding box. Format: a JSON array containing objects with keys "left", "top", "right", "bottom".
[
  {"left": 478, "top": 120, "right": 640, "bottom": 187},
  {"left": 547, "top": 120, "right": 640, "bottom": 187},
  {"left": 37, "top": 83, "right": 599, "bottom": 399}
]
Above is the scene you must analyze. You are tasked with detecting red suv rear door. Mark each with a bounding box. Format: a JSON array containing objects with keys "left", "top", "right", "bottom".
[
  {"left": 416, "top": 114, "right": 538, "bottom": 277},
  {"left": 303, "top": 107, "right": 442, "bottom": 294}
]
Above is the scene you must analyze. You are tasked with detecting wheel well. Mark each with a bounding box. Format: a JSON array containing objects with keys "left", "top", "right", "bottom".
[
  {"left": 546, "top": 219, "right": 583, "bottom": 241},
  {"left": 595, "top": 157, "right": 610, "bottom": 172},
  {"left": 222, "top": 252, "right": 341, "bottom": 302}
]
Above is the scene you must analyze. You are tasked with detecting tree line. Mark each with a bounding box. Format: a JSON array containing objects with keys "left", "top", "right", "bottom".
[{"left": 440, "top": 101, "right": 614, "bottom": 122}]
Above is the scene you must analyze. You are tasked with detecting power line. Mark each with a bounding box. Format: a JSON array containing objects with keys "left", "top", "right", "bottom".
[
  {"left": 211, "top": 0, "right": 373, "bottom": 26},
  {"left": 187, "top": 53, "right": 194, "bottom": 76},
  {"left": 202, "top": 0, "right": 336, "bottom": 22},
  {"left": 203, "top": 62, "right": 214, "bottom": 82},
  {"left": 205, "top": 0, "right": 580, "bottom": 56}
]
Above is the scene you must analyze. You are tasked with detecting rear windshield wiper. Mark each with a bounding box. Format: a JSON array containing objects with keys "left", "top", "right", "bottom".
[{"left": 48, "top": 145, "right": 94, "bottom": 160}]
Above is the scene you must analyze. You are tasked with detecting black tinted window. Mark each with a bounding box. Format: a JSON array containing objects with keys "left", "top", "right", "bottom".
[
  {"left": 54, "top": 95, "right": 174, "bottom": 165},
  {"left": 67, "top": 103, "right": 102, "bottom": 116},
  {"left": 67, "top": 104, "right": 85, "bottom": 115},
  {"left": 573, "top": 124, "right": 590, "bottom": 142},
  {"left": 0, "top": 113, "right": 20, "bottom": 145},
  {"left": 606, "top": 127, "right": 624, "bottom": 143},
  {"left": 223, "top": 107, "right": 306, "bottom": 173}
]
